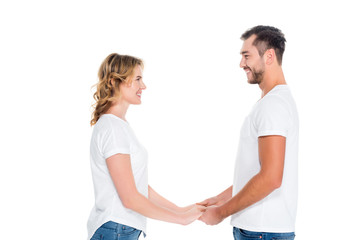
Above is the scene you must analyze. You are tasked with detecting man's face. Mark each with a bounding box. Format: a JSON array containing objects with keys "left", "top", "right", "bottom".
[{"left": 240, "top": 34, "right": 265, "bottom": 84}]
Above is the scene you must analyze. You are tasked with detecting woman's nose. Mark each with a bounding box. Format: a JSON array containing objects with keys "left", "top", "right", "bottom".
[{"left": 141, "top": 80, "right": 146, "bottom": 90}]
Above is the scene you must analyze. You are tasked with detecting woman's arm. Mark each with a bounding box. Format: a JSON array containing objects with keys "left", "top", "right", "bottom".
[
  {"left": 106, "top": 153, "right": 204, "bottom": 225},
  {"left": 148, "top": 186, "right": 194, "bottom": 213}
]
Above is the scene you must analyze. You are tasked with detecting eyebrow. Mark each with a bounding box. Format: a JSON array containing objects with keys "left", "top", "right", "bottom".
[
  {"left": 240, "top": 51, "right": 249, "bottom": 55},
  {"left": 136, "top": 76, "right": 142, "bottom": 79}
]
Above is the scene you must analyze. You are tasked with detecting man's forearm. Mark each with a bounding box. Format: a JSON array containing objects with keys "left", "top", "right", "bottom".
[
  {"left": 215, "top": 185, "right": 233, "bottom": 205},
  {"left": 218, "top": 173, "right": 278, "bottom": 218}
]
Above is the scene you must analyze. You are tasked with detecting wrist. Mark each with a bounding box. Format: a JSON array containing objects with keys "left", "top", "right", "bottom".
[
  {"left": 170, "top": 210, "right": 182, "bottom": 224},
  {"left": 184, "top": 204, "right": 195, "bottom": 212},
  {"left": 216, "top": 204, "right": 228, "bottom": 220},
  {"left": 213, "top": 195, "right": 222, "bottom": 205},
  {"left": 175, "top": 211, "right": 188, "bottom": 225},
  {"left": 177, "top": 204, "right": 193, "bottom": 212}
]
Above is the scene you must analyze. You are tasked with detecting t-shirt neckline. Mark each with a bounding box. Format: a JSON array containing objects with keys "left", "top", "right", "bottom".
[{"left": 102, "top": 114, "right": 129, "bottom": 124}]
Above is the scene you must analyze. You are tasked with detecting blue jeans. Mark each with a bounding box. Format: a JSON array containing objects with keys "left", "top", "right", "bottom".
[
  {"left": 233, "top": 227, "right": 295, "bottom": 240},
  {"left": 90, "top": 221, "right": 142, "bottom": 240}
]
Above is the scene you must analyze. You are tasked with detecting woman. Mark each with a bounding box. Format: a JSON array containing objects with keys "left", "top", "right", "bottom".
[{"left": 88, "top": 53, "right": 204, "bottom": 240}]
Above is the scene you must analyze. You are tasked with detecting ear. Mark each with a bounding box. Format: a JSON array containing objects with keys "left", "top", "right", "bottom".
[{"left": 265, "top": 49, "right": 276, "bottom": 65}]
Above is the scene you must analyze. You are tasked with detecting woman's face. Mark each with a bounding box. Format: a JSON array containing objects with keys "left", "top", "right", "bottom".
[{"left": 119, "top": 65, "right": 146, "bottom": 105}]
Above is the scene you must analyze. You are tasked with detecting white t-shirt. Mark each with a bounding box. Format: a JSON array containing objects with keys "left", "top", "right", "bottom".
[
  {"left": 231, "top": 84, "right": 299, "bottom": 233},
  {"left": 87, "top": 114, "right": 148, "bottom": 240}
]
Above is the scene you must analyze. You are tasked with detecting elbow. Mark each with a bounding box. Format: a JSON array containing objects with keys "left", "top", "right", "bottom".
[
  {"left": 273, "top": 180, "right": 282, "bottom": 190},
  {"left": 122, "top": 198, "right": 133, "bottom": 209},
  {"left": 261, "top": 168, "right": 283, "bottom": 191},
  {"left": 269, "top": 176, "right": 283, "bottom": 190},
  {"left": 262, "top": 172, "right": 283, "bottom": 191},
  {"left": 120, "top": 191, "right": 139, "bottom": 210}
]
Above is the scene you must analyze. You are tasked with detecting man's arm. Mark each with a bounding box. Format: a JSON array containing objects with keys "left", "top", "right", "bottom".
[
  {"left": 199, "top": 135, "right": 286, "bottom": 225},
  {"left": 197, "top": 186, "right": 233, "bottom": 207}
]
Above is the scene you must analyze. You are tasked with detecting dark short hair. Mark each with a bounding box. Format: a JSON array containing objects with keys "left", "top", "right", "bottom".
[{"left": 241, "top": 25, "right": 286, "bottom": 65}]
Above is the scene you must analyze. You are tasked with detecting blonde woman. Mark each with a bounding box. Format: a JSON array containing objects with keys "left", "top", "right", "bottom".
[{"left": 87, "top": 53, "right": 204, "bottom": 240}]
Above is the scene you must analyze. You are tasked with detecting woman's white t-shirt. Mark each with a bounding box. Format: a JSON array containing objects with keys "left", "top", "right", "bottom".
[{"left": 87, "top": 114, "right": 148, "bottom": 240}]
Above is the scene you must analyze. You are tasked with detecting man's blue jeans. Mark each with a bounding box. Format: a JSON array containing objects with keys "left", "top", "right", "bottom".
[
  {"left": 90, "top": 221, "right": 142, "bottom": 240},
  {"left": 233, "top": 227, "right": 295, "bottom": 240}
]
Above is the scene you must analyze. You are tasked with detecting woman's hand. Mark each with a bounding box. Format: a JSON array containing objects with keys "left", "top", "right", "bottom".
[{"left": 178, "top": 204, "right": 206, "bottom": 225}]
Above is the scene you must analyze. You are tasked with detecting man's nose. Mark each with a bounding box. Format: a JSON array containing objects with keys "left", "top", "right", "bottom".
[{"left": 239, "top": 57, "right": 246, "bottom": 68}]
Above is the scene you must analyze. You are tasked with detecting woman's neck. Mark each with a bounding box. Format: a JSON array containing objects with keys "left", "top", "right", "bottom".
[{"left": 105, "top": 101, "right": 129, "bottom": 122}]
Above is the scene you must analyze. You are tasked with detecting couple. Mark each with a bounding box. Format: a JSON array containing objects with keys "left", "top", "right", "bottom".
[{"left": 87, "top": 25, "right": 299, "bottom": 240}]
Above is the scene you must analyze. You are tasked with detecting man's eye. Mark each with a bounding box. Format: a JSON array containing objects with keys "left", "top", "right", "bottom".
[{"left": 244, "top": 55, "right": 249, "bottom": 59}]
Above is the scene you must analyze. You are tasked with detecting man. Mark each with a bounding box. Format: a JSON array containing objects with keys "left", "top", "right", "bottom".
[{"left": 199, "top": 26, "right": 299, "bottom": 240}]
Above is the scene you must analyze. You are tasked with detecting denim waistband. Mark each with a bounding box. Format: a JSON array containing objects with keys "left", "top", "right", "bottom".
[
  {"left": 233, "top": 227, "right": 295, "bottom": 239},
  {"left": 101, "top": 221, "right": 146, "bottom": 238}
]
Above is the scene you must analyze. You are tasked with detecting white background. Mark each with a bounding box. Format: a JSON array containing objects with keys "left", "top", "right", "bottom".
[{"left": 1, "top": 0, "right": 359, "bottom": 239}]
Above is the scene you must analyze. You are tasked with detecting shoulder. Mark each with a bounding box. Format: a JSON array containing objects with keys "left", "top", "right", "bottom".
[
  {"left": 94, "top": 114, "right": 129, "bottom": 135},
  {"left": 256, "top": 93, "right": 290, "bottom": 114},
  {"left": 251, "top": 90, "right": 293, "bottom": 126}
]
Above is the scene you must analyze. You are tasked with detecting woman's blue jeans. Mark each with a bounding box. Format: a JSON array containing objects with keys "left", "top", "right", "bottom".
[
  {"left": 233, "top": 227, "right": 295, "bottom": 240},
  {"left": 90, "top": 221, "right": 142, "bottom": 240}
]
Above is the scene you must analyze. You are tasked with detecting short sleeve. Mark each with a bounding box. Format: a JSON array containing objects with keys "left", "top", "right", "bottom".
[
  {"left": 101, "top": 120, "right": 131, "bottom": 159},
  {"left": 254, "top": 96, "right": 292, "bottom": 138}
]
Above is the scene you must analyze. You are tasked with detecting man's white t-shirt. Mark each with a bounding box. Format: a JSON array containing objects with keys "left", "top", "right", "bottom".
[
  {"left": 87, "top": 114, "right": 148, "bottom": 240},
  {"left": 231, "top": 84, "right": 299, "bottom": 233}
]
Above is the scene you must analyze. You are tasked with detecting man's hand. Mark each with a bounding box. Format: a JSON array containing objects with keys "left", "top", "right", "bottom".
[
  {"left": 198, "top": 206, "right": 224, "bottom": 225},
  {"left": 197, "top": 197, "right": 219, "bottom": 207},
  {"left": 197, "top": 186, "right": 233, "bottom": 207}
]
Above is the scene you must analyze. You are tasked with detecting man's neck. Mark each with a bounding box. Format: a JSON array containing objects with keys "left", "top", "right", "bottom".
[{"left": 259, "top": 68, "right": 286, "bottom": 98}]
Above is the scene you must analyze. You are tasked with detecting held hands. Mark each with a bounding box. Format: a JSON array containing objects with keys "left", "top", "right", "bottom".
[
  {"left": 198, "top": 205, "right": 224, "bottom": 225},
  {"left": 197, "top": 197, "right": 220, "bottom": 207},
  {"left": 178, "top": 204, "right": 206, "bottom": 225},
  {"left": 197, "top": 197, "right": 225, "bottom": 225},
  {"left": 177, "top": 196, "right": 226, "bottom": 226}
]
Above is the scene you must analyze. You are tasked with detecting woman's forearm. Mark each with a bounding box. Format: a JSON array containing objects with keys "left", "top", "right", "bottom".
[
  {"left": 125, "top": 190, "right": 184, "bottom": 224},
  {"left": 125, "top": 189, "right": 204, "bottom": 225},
  {"left": 106, "top": 154, "right": 203, "bottom": 225},
  {"left": 148, "top": 185, "right": 182, "bottom": 212}
]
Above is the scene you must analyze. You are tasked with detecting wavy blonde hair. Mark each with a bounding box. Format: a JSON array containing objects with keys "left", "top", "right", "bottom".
[{"left": 90, "top": 53, "right": 144, "bottom": 126}]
